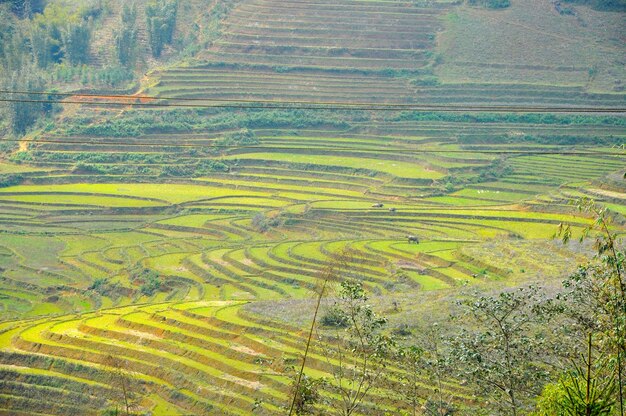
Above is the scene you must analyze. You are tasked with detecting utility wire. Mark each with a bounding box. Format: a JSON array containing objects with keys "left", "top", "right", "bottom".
[
  {"left": 0, "top": 95, "right": 625, "bottom": 113},
  {"left": 1, "top": 88, "right": 626, "bottom": 112},
  {"left": 3, "top": 138, "right": 624, "bottom": 155}
]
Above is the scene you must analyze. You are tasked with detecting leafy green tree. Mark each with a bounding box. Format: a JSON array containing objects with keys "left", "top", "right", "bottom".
[
  {"left": 449, "top": 286, "right": 555, "bottom": 415},
  {"left": 289, "top": 373, "right": 326, "bottom": 415},
  {"left": 115, "top": 2, "right": 138, "bottom": 68},
  {"left": 557, "top": 197, "right": 626, "bottom": 414},
  {"left": 0, "top": 7, "right": 18, "bottom": 67},
  {"left": 146, "top": 0, "right": 178, "bottom": 58},
  {"left": 30, "top": 24, "right": 58, "bottom": 68},
  {"left": 396, "top": 324, "right": 456, "bottom": 416},
  {"left": 62, "top": 21, "right": 91, "bottom": 65},
  {"left": 29, "top": 3, "right": 95, "bottom": 68},
  {"left": 535, "top": 381, "right": 570, "bottom": 416},
  {"left": 0, "top": 0, "right": 44, "bottom": 17},
  {"left": 252, "top": 211, "right": 286, "bottom": 232},
  {"left": 396, "top": 345, "right": 425, "bottom": 416},
  {"left": 560, "top": 334, "right": 617, "bottom": 416},
  {"left": 534, "top": 334, "right": 617, "bottom": 416},
  {"left": 319, "top": 280, "right": 395, "bottom": 416},
  {"left": 321, "top": 306, "right": 350, "bottom": 328},
  {"left": 6, "top": 69, "right": 53, "bottom": 134},
  {"left": 0, "top": 3, "right": 31, "bottom": 127},
  {"left": 30, "top": 4, "right": 73, "bottom": 67},
  {"left": 138, "top": 270, "right": 162, "bottom": 296}
]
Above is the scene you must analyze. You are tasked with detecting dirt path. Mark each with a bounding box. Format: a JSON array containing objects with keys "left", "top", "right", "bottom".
[{"left": 16, "top": 129, "right": 40, "bottom": 153}]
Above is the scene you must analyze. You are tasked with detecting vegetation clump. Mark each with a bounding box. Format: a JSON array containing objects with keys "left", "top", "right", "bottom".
[
  {"left": 468, "top": 0, "right": 510, "bottom": 9},
  {"left": 0, "top": 174, "right": 23, "bottom": 188},
  {"left": 215, "top": 128, "right": 259, "bottom": 147},
  {"left": 252, "top": 211, "right": 287, "bottom": 232},
  {"left": 320, "top": 306, "right": 350, "bottom": 328},
  {"left": 115, "top": 3, "right": 138, "bottom": 69},
  {"left": 564, "top": 0, "right": 626, "bottom": 11},
  {"left": 132, "top": 268, "right": 163, "bottom": 296},
  {"left": 146, "top": 0, "right": 178, "bottom": 58}
]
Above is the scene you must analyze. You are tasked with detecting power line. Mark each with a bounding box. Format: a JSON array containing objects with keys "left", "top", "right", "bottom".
[
  {"left": 0, "top": 95, "right": 625, "bottom": 113},
  {"left": 2, "top": 88, "right": 626, "bottom": 111},
  {"left": 5, "top": 138, "right": 624, "bottom": 156}
]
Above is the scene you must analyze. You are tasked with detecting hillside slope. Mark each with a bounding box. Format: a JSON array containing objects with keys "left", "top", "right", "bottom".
[{"left": 0, "top": 0, "right": 624, "bottom": 414}]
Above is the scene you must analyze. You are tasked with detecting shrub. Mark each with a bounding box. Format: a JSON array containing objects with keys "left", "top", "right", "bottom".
[
  {"left": 252, "top": 211, "right": 286, "bottom": 232},
  {"left": 411, "top": 76, "right": 440, "bottom": 86},
  {"left": 392, "top": 112, "right": 626, "bottom": 126},
  {"left": 564, "top": 0, "right": 626, "bottom": 11},
  {"left": 139, "top": 272, "right": 161, "bottom": 296},
  {"left": 0, "top": 174, "right": 23, "bottom": 188},
  {"left": 468, "top": 0, "right": 510, "bottom": 8},
  {"left": 320, "top": 306, "right": 349, "bottom": 328},
  {"left": 215, "top": 128, "right": 259, "bottom": 147}
]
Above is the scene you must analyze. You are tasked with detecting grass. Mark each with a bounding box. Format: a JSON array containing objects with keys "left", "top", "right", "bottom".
[
  {"left": 225, "top": 153, "right": 445, "bottom": 179},
  {"left": 0, "top": 162, "right": 50, "bottom": 174},
  {"left": 436, "top": 1, "right": 625, "bottom": 91},
  {"left": 0, "top": 184, "right": 269, "bottom": 205},
  {"left": 158, "top": 214, "right": 234, "bottom": 228},
  {"left": 0, "top": 194, "right": 162, "bottom": 207},
  {"left": 406, "top": 270, "right": 451, "bottom": 290}
]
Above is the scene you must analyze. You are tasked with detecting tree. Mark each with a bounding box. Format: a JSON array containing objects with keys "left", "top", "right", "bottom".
[
  {"left": 0, "top": 7, "right": 15, "bottom": 65},
  {"left": 104, "top": 354, "right": 134, "bottom": 416},
  {"left": 319, "top": 280, "right": 395, "bottom": 416},
  {"left": 252, "top": 211, "right": 286, "bottom": 232},
  {"left": 29, "top": 3, "right": 95, "bottom": 68},
  {"left": 0, "top": 0, "right": 44, "bottom": 17},
  {"left": 396, "top": 345, "right": 425, "bottom": 416},
  {"left": 289, "top": 249, "right": 344, "bottom": 416},
  {"left": 30, "top": 4, "right": 71, "bottom": 68},
  {"left": 534, "top": 333, "right": 617, "bottom": 416},
  {"left": 0, "top": 7, "right": 30, "bottom": 75},
  {"left": 289, "top": 373, "right": 325, "bottom": 415},
  {"left": 556, "top": 197, "right": 626, "bottom": 414},
  {"left": 560, "top": 333, "right": 617, "bottom": 416},
  {"left": 146, "top": 0, "right": 178, "bottom": 58},
  {"left": 397, "top": 324, "right": 456, "bottom": 416},
  {"left": 115, "top": 2, "right": 138, "bottom": 68},
  {"left": 215, "top": 128, "right": 260, "bottom": 147},
  {"left": 63, "top": 21, "right": 91, "bottom": 65},
  {"left": 6, "top": 69, "right": 53, "bottom": 134},
  {"left": 449, "top": 286, "right": 555, "bottom": 415},
  {"left": 30, "top": 24, "right": 56, "bottom": 68}
]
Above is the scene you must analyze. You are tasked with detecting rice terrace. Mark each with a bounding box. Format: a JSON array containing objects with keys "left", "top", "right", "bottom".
[{"left": 0, "top": 0, "right": 624, "bottom": 414}]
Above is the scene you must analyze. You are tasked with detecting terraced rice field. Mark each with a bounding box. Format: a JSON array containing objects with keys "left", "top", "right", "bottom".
[
  {"left": 0, "top": 298, "right": 483, "bottom": 415},
  {"left": 1, "top": 0, "right": 625, "bottom": 414}
]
